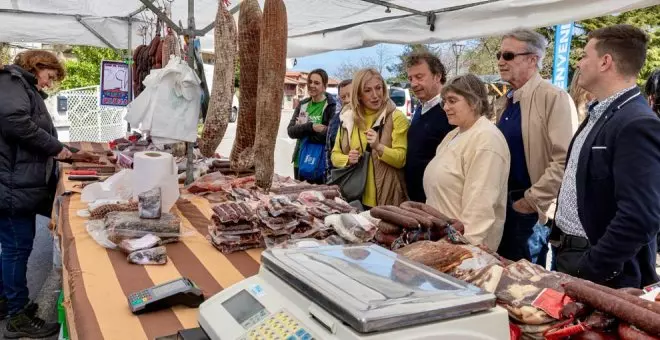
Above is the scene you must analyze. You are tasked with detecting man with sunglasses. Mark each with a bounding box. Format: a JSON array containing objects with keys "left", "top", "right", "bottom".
[{"left": 495, "top": 29, "right": 578, "bottom": 265}]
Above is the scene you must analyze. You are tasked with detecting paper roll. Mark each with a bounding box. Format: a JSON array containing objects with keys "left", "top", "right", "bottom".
[{"left": 132, "top": 151, "right": 179, "bottom": 213}]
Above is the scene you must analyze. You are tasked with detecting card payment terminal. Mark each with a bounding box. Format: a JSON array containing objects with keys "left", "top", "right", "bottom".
[{"left": 128, "top": 277, "right": 204, "bottom": 314}]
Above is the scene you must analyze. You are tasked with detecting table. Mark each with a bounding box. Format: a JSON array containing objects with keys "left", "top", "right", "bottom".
[{"left": 55, "top": 143, "right": 263, "bottom": 340}]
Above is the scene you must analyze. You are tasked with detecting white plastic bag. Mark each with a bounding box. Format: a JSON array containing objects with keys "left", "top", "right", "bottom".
[{"left": 81, "top": 169, "right": 134, "bottom": 202}]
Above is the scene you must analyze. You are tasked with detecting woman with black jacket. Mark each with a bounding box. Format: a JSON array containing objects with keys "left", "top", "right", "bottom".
[
  {"left": 0, "top": 50, "right": 70, "bottom": 339},
  {"left": 287, "top": 69, "right": 337, "bottom": 183}
]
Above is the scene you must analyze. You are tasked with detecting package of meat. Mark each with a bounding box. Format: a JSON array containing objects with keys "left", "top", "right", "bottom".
[
  {"left": 118, "top": 234, "right": 162, "bottom": 254},
  {"left": 105, "top": 211, "right": 185, "bottom": 243},
  {"left": 186, "top": 172, "right": 232, "bottom": 194},
  {"left": 324, "top": 214, "right": 376, "bottom": 243},
  {"left": 263, "top": 234, "right": 291, "bottom": 248},
  {"left": 211, "top": 202, "right": 256, "bottom": 224},
  {"left": 138, "top": 187, "right": 162, "bottom": 219},
  {"left": 127, "top": 246, "right": 167, "bottom": 265},
  {"left": 86, "top": 219, "right": 118, "bottom": 249},
  {"left": 297, "top": 191, "right": 325, "bottom": 205},
  {"left": 267, "top": 195, "right": 303, "bottom": 217},
  {"left": 395, "top": 241, "right": 474, "bottom": 273}
]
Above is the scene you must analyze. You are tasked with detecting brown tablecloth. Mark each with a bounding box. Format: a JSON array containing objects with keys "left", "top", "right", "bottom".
[{"left": 55, "top": 143, "right": 263, "bottom": 340}]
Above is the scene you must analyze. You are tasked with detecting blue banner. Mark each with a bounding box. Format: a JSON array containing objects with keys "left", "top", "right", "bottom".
[{"left": 552, "top": 22, "right": 574, "bottom": 90}]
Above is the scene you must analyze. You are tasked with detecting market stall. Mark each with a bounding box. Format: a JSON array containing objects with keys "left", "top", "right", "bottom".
[{"left": 55, "top": 143, "right": 264, "bottom": 340}]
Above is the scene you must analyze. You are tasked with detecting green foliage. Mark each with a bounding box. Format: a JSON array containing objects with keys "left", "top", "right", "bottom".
[
  {"left": 461, "top": 5, "right": 659, "bottom": 85},
  {"left": 386, "top": 44, "right": 442, "bottom": 83},
  {"left": 61, "top": 46, "right": 124, "bottom": 90}
]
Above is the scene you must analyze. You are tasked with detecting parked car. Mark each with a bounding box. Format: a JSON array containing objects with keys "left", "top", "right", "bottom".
[{"left": 389, "top": 86, "right": 413, "bottom": 119}]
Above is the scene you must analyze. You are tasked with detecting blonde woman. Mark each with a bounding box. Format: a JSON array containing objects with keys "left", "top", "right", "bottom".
[
  {"left": 331, "top": 68, "right": 409, "bottom": 208},
  {"left": 423, "top": 74, "right": 510, "bottom": 251},
  {"left": 569, "top": 68, "right": 593, "bottom": 123}
]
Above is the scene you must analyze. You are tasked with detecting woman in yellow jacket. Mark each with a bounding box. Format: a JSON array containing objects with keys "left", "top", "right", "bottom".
[{"left": 331, "top": 68, "right": 410, "bottom": 208}]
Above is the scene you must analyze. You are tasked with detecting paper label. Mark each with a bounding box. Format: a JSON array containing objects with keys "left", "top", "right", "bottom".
[
  {"left": 250, "top": 284, "right": 265, "bottom": 298},
  {"left": 532, "top": 288, "right": 573, "bottom": 319},
  {"left": 641, "top": 287, "right": 660, "bottom": 302}
]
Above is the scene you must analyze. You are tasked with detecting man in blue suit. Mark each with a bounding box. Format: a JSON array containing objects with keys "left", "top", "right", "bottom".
[{"left": 553, "top": 24, "right": 660, "bottom": 288}]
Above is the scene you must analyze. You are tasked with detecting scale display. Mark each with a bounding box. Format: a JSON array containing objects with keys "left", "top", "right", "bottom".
[{"left": 222, "top": 290, "right": 268, "bottom": 329}]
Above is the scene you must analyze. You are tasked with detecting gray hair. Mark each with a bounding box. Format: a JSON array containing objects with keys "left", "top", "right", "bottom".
[{"left": 503, "top": 29, "right": 548, "bottom": 69}]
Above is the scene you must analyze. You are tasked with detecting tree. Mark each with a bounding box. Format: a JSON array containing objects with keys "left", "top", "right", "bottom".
[
  {"left": 462, "top": 5, "right": 659, "bottom": 85},
  {"left": 333, "top": 57, "right": 378, "bottom": 80},
  {"left": 0, "top": 43, "right": 12, "bottom": 65},
  {"left": 61, "top": 46, "right": 124, "bottom": 90},
  {"left": 374, "top": 44, "right": 392, "bottom": 75}
]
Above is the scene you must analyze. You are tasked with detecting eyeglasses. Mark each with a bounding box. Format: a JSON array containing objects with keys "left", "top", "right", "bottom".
[{"left": 496, "top": 51, "right": 534, "bottom": 61}]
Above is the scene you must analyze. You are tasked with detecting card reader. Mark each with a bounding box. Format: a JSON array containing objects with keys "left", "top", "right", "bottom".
[{"left": 128, "top": 277, "right": 205, "bottom": 314}]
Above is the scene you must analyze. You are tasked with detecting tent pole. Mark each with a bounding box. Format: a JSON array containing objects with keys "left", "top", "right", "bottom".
[
  {"left": 75, "top": 15, "right": 121, "bottom": 54},
  {"left": 184, "top": 0, "right": 196, "bottom": 186},
  {"left": 127, "top": 18, "right": 133, "bottom": 132}
]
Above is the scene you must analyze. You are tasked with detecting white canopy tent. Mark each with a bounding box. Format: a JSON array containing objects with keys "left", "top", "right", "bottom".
[{"left": 0, "top": 0, "right": 657, "bottom": 58}]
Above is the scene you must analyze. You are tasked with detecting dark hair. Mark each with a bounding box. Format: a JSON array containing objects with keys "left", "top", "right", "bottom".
[
  {"left": 13, "top": 50, "right": 66, "bottom": 81},
  {"left": 441, "top": 74, "right": 490, "bottom": 117},
  {"left": 308, "top": 68, "right": 329, "bottom": 87},
  {"left": 588, "top": 24, "right": 649, "bottom": 77},
  {"left": 646, "top": 69, "right": 660, "bottom": 115},
  {"left": 405, "top": 51, "right": 447, "bottom": 84},
  {"left": 338, "top": 79, "right": 352, "bottom": 92}
]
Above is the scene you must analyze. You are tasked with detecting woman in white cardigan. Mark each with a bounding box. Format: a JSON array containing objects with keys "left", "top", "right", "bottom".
[{"left": 423, "top": 74, "right": 510, "bottom": 251}]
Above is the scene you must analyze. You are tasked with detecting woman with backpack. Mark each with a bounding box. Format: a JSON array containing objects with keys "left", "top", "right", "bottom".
[
  {"left": 331, "top": 68, "right": 409, "bottom": 209},
  {"left": 0, "top": 50, "right": 69, "bottom": 338},
  {"left": 287, "top": 69, "right": 337, "bottom": 183}
]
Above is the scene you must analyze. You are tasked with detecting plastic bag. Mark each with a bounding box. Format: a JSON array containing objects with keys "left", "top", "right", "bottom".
[
  {"left": 127, "top": 246, "right": 167, "bottom": 265},
  {"left": 104, "top": 211, "right": 191, "bottom": 243},
  {"left": 328, "top": 214, "right": 377, "bottom": 243},
  {"left": 81, "top": 169, "right": 134, "bottom": 202},
  {"left": 86, "top": 220, "right": 117, "bottom": 249}
]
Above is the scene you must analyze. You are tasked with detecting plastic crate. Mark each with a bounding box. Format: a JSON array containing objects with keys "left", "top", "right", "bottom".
[{"left": 58, "top": 291, "right": 69, "bottom": 340}]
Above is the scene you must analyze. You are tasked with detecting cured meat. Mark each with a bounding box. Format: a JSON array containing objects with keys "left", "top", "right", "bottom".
[
  {"left": 230, "top": 0, "right": 262, "bottom": 171},
  {"left": 161, "top": 29, "right": 179, "bottom": 67},
  {"left": 138, "top": 187, "right": 162, "bottom": 219},
  {"left": 254, "top": 0, "right": 287, "bottom": 189},
  {"left": 370, "top": 206, "right": 419, "bottom": 229},
  {"left": 395, "top": 241, "right": 473, "bottom": 273},
  {"left": 579, "top": 279, "right": 660, "bottom": 315},
  {"left": 128, "top": 246, "right": 167, "bottom": 265},
  {"left": 198, "top": 0, "right": 238, "bottom": 157},
  {"left": 618, "top": 323, "right": 660, "bottom": 340},
  {"left": 89, "top": 201, "right": 138, "bottom": 220},
  {"left": 564, "top": 280, "right": 660, "bottom": 336},
  {"left": 383, "top": 205, "right": 433, "bottom": 228},
  {"left": 376, "top": 220, "right": 402, "bottom": 234}
]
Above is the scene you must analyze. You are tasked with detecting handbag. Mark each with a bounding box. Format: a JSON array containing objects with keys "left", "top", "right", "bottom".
[
  {"left": 328, "top": 129, "right": 370, "bottom": 203},
  {"left": 297, "top": 137, "right": 326, "bottom": 182}
]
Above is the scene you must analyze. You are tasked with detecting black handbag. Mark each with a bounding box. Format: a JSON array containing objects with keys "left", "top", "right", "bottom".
[{"left": 328, "top": 129, "right": 370, "bottom": 203}]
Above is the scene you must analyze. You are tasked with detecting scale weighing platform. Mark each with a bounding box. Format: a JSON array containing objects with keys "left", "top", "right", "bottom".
[{"left": 198, "top": 244, "right": 509, "bottom": 340}]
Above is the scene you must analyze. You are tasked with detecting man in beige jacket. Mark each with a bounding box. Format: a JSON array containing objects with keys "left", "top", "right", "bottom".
[{"left": 494, "top": 29, "right": 578, "bottom": 264}]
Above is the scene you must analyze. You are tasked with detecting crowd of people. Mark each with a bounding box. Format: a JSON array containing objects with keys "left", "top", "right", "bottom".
[{"left": 288, "top": 24, "right": 660, "bottom": 290}]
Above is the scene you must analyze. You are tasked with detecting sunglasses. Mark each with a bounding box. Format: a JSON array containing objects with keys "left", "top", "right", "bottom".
[{"left": 496, "top": 51, "right": 534, "bottom": 61}]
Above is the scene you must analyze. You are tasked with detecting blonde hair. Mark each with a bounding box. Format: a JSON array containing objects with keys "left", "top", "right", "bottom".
[
  {"left": 569, "top": 69, "right": 591, "bottom": 123},
  {"left": 441, "top": 74, "right": 491, "bottom": 117},
  {"left": 350, "top": 68, "right": 390, "bottom": 130}
]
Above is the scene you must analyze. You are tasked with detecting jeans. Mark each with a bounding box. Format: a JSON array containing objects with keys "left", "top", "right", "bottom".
[
  {"left": 0, "top": 215, "right": 36, "bottom": 315},
  {"left": 497, "top": 190, "right": 549, "bottom": 263}
]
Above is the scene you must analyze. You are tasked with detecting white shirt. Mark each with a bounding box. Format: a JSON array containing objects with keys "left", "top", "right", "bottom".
[{"left": 421, "top": 93, "right": 443, "bottom": 115}]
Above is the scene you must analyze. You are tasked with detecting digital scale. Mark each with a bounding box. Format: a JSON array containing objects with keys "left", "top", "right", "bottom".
[{"left": 198, "top": 244, "right": 510, "bottom": 340}]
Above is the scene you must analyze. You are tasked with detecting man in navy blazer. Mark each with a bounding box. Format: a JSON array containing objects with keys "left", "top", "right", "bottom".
[{"left": 553, "top": 24, "right": 660, "bottom": 288}]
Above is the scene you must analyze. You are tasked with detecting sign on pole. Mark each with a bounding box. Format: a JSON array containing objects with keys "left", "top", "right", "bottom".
[
  {"left": 552, "top": 22, "right": 575, "bottom": 90},
  {"left": 100, "top": 60, "right": 130, "bottom": 107}
]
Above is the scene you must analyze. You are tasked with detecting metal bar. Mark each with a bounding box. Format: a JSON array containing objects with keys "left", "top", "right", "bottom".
[
  {"left": 289, "top": 0, "right": 503, "bottom": 39},
  {"left": 184, "top": 0, "right": 197, "bottom": 186},
  {"left": 127, "top": 18, "right": 133, "bottom": 132},
  {"left": 197, "top": 21, "right": 215, "bottom": 36},
  {"left": 138, "top": 0, "right": 184, "bottom": 35},
  {"left": 0, "top": 8, "right": 133, "bottom": 21},
  {"left": 357, "top": 0, "right": 424, "bottom": 15},
  {"left": 75, "top": 15, "right": 121, "bottom": 53},
  {"left": 128, "top": 4, "right": 148, "bottom": 18}
]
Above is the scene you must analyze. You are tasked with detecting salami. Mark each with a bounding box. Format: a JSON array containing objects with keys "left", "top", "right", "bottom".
[
  {"left": 198, "top": 0, "right": 238, "bottom": 157},
  {"left": 230, "top": 0, "right": 262, "bottom": 171},
  {"left": 382, "top": 206, "right": 433, "bottom": 228},
  {"left": 399, "top": 206, "right": 449, "bottom": 228},
  {"left": 370, "top": 206, "right": 419, "bottom": 229},
  {"left": 400, "top": 201, "right": 451, "bottom": 220},
  {"left": 253, "top": 0, "right": 287, "bottom": 189}
]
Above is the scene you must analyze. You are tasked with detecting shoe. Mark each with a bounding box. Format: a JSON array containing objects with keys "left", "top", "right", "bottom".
[
  {"left": 4, "top": 307, "right": 59, "bottom": 339},
  {"left": 0, "top": 299, "right": 39, "bottom": 320}
]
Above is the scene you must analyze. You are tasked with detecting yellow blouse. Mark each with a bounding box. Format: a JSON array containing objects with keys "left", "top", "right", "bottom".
[{"left": 331, "top": 108, "right": 409, "bottom": 207}]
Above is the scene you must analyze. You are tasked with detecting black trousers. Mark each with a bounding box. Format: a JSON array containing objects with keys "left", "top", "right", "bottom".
[{"left": 554, "top": 231, "right": 591, "bottom": 277}]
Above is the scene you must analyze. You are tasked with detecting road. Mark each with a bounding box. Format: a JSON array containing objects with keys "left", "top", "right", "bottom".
[{"left": 215, "top": 109, "right": 296, "bottom": 178}]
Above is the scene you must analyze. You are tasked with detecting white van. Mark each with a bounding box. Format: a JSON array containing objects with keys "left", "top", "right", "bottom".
[{"left": 389, "top": 86, "right": 413, "bottom": 119}]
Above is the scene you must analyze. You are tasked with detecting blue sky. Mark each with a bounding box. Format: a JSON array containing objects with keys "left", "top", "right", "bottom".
[{"left": 291, "top": 43, "right": 407, "bottom": 79}]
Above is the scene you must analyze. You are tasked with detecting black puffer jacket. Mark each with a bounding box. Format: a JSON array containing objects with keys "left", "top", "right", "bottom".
[{"left": 0, "top": 65, "right": 63, "bottom": 216}]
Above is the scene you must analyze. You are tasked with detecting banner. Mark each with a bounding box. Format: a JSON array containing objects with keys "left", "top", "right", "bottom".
[
  {"left": 100, "top": 60, "right": 130, "bottom": 107},
  {"left": 551, "top": 22, "right": 574, "bottom": 90}
]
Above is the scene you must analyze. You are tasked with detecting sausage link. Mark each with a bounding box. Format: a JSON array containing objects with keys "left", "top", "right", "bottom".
[
  {"left": 400, "top": 206, "right": 449, "bottom": 228},
  {"left": 382, "top": 206, "right": 433, "bottom": 228},
  {"left": 370, "top": 207, "right": 419, "bottom": 229}
]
